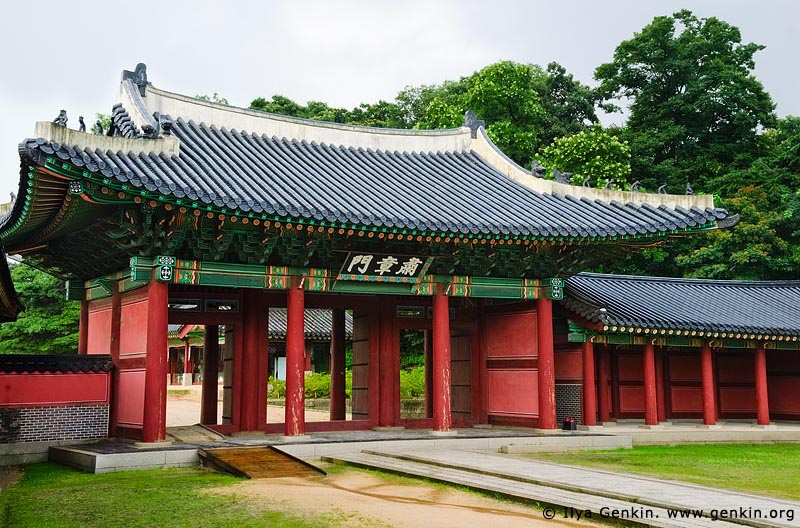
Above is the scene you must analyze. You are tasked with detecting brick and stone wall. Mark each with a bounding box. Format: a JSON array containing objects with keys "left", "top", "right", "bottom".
[
  {"left": 0, "top": 355, "right": 113, "bottom": 464},
  {"left": 0, "top": 404, "right": 109, "bottom": 444}
]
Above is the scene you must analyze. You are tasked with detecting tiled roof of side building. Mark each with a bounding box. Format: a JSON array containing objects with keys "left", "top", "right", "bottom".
[
  {"left": 7, "top": 65, "right": 735, "bottom": 243},
  {"left": 0, "top": 354, "right": 114, "bottom": 373},
  {"left": 268, "top": 308, "right": 353, "bottom": 340},
  {"left": 563, "top": 272, "right": 800, "bottom": 338}
]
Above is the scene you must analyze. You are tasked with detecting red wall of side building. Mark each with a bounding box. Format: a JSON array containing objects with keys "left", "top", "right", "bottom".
[
  {"left": 554, "top": 347, "right": 582, "bottom": 382},
  {"left": 484, "top": 309, "right": 539, "bottom": 426},
  {"left": 0, "top": 372, "right": 110, "bottom": 407},
  {"left": 615, "top": 351, "right": 645, "bottom": 417},
  {"left": 87, "top": 286, "right": 153, "bottom": 440},
  {"left": 604, "top": 347, "right": 800, "bottom": 422},
  {"left": 766, "top": 350, "right": 800, "bottom": 420},
  {"left": 666, "top": 352, "right": 703, "bottom": 417},
  {"left": 717, "top": 352, "right": 757, "bottom": 418}
]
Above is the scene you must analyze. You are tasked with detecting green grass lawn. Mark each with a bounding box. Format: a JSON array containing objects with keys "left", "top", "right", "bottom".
[
  {"left": 527, "top": 443, "right": 800, "bottom": 500},
  {"left": 0, "top": 463, "right": 333, "bottom": 528}
]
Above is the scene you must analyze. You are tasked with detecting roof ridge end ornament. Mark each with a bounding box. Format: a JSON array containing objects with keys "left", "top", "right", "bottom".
[
  {"left": 122, "top": 63, "right": 149, "bottom": 96},
  {"left": 531, "top": 161, "right": 546, "bottom": 178},
  {"left": 463, "top": 110, "right": 485, "bottom": 139},
  {"left": 716, "top": 213, "right": 740, "bottom": 229}
]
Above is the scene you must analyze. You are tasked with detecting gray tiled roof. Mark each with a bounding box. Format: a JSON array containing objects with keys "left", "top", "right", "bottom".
[
  {"left": 19, "top": 121, "right": 731, "bottom": 241},
  {"left": 110, "top": 103, "right": 140, "bottom": 139},
  {"left": 268, "top": 308, "right": 353, "bottom": 340},
  {"left": 563, "top": 273, "right": 800, "bottom": 337},
  {"left": 0, "top": 354, "right": 114, "bottom": 373}
]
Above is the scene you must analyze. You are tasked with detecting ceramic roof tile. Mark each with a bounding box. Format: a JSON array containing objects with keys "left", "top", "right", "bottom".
[{"left": 24, "top": 119, "right": 732, "bottom": 240}]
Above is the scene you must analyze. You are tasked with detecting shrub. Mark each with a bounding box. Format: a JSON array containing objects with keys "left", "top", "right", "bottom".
[
  {"left": 399, "top": 366, "right": 426, "bottom": 399},
  {"left": 267, "top": 376, "right": 285, "bottom": 399},
  {"left": 304, "top": 372, "right": 331, "bottom": 398}
]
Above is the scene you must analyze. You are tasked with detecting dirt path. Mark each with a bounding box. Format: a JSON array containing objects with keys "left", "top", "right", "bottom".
[
  {"left": 167, "top": 390, "right": 333, "bottom": 427},
  {"left": 211, "top": 467, "right": 599, "bottom": 528},
  {"left": 0, "top": 466, "right": 21, "bottom": 494}
]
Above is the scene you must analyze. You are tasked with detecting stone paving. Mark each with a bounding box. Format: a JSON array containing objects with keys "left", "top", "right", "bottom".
[
  {"left": 46, "top": 421, "right": 800, "bottom": 527},
  {"left": 324, "top": 448, "right": 800, "bottom": 528}
]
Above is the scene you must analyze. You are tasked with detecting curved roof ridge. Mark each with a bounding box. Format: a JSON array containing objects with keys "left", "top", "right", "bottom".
[
  {"left": 138, "top": 83, "right": 474, "bottom": 153},
  {"left": 470, "top": 127, "right": 719, "bottom": 210}
]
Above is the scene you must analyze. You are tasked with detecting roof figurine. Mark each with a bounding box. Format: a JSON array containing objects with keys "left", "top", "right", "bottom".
[
  {"left": 530, "top": 161, "right": 546, "bottom": 178},
  {"left": 463, "top": 110, "right": 485, "bottom": 139},
  {"left": 78, "top": 116, "right": 86, "bottom": 133},
  {"left": 121, "top": 62, "right": 148, "bottom": 96},
  {"left": 52, "top": 109, "right": 67, "bottom": 127},
  {"left": 552, "top": 168, "right": 572, "bottom": 184}
]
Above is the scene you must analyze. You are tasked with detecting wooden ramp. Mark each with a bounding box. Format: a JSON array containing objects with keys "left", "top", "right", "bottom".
[{"left": 198, "top": 446, "right": 326, "bottom": 479}]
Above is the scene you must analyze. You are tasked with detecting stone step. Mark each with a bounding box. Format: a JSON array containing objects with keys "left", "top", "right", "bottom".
[
  {"left": 376, "top": 450, "right": 800, "bottom": 528},
  {"left": 324, "top": 451, "right": 745, "bottom": 528}
]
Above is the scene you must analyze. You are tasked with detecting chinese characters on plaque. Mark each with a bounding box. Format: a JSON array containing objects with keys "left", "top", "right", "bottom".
[{"left": 337, "top": 253, "right": 433, "bottom": 283}]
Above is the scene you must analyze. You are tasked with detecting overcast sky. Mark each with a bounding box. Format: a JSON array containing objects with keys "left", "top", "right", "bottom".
[{"left": 0, "top": 0, "right": 797, "bottom": 202}]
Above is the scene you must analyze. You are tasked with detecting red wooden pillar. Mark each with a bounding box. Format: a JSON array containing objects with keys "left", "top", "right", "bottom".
[
  {"left": 330, "top": 308, "right": 346, "bottom": 421},
  {"left": 582, "top": 340, "right": 597, "bottom": 426},
  {"left": 142, "top": 276, "right": 169, "bottom": 443},
  {"left": 108, "top": 284, "right": 122, "bottom": 437},
  {"left": 378, "top": 299, "right": 398, "bottom": 427},
  {"left": 285, "top": 277, "right": 305, "bottom": 436},
  {"left": 425, "top": 331, "right": 433, "bottom": 419},
  {"left": 240, "top": 289, "right": 267, "bottom": 431},
  {"left": 475, "top": 301, "right": 489, "bottom": 423},
  {"left": 755, "top": 347, "right": 770, "bottom": 425},
  {"left": 643, "top": 343, "right": 658, "bottom": 426},
  {"left": 537, "top": 297, "right": 556, "bottom": 429},
  {"left": 201, "top": 325, "right": 219, "bottom": 425},
  {"left": 432, "top": 285, "right": 452, "bottom": 432},
  {"left": 78, "top": 300, "right": 89, "bottom": 355},
  {"left": 700, "top": 345, "right": 717, "bottom": 425},
  {"left": 597, "top": 345, "right": 611, "bottom": 423},
  {"left": 655, "top": 348, "right": 667, "bottom": 423}
]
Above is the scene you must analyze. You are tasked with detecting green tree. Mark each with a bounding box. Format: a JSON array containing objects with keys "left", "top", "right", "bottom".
[
  {"left": 0, "top": 264, "right": 79, "bottom": 354},
  {"left": 533, "top": 62, "right": 600, "bottom": 148},
  {"left": 396, "top": 84, "right": 440, "bottom": 129},
  {"left": 595, "top": 10, "right": 776, "bottom": 193},
  {"left": 535, "top": 125, "right": 631, "bottom": 187},
  {"left": 195, "top": 92, "right": 230, "bottom": 105},
  {"left": 677, "top": 186, "right": 798, "bottom": 279},
  {"left": 345, "top": 100, "right": 406, "bottom": 128},
  {"left": 418, "top": 61, "right": 545, "bottom": 166},
  {"left": 677, "top": 117, "right": 800, "bottom": 279},
  {"left": 250, "top": 95, "right": 350, "bottom": 122}
]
